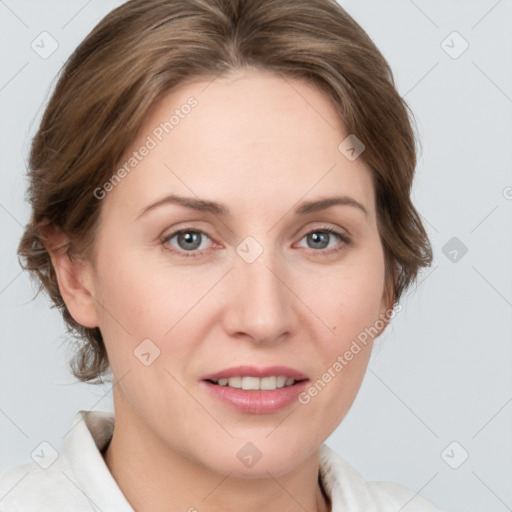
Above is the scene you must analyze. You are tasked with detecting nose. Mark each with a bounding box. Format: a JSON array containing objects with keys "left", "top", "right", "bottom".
[{"left": 221, "top": 246, "right": 296, "bottom": 345}]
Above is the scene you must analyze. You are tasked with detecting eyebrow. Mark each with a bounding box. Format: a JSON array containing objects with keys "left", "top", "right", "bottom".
[
  {"left": 136, "top": 193, "right": 368, "bottom": 219},
  {"left": 295, "top": 196, "right": 368, "bottom": 217}
]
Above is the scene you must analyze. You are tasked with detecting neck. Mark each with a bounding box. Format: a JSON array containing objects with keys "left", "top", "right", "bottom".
[{"left": 103, "top": 405, "right": 331, "bottom": 512}]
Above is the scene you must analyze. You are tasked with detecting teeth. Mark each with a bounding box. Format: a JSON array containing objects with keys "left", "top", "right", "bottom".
[
  {"left": 227, "top": 376, "right": 241, "bottom": 388},
  {"left": 259, "top": 376, "right": 276, "bottom": 390},
  {"left": 214, "top": 376, "right": 297, "bottom": 390},
  {"left": 242, "top": 376, "right": 260, "bottom": 390}
]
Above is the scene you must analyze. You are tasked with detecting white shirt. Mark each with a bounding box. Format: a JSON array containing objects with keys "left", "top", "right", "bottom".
[{"left": 0, "top": 410, "right": 443, "bottom": 511}]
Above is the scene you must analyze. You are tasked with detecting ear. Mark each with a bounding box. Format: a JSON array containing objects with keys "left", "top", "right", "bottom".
[{"left": 39, "top": 222, "right": 99, "bottom": 329}]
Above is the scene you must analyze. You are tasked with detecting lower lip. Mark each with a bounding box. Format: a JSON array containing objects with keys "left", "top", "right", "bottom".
[{"left": 201, "top": 380, "right": 309, "bottom": 414}]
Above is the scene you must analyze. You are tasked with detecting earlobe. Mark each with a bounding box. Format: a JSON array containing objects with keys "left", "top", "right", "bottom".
[{"left": 38, "top": 222, "right": 100, "bottom": 329}]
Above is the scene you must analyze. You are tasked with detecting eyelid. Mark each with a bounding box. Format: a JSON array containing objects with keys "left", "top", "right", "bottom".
[
  {"left": 160, "top": 221, "right": 220, "bottom": 244},
  {"left": 295, "top": 223, "right": 350, "bottom": 241},
  {"left": 292, "top": 225, "right": 351, "bottom": 253},
  {"left": 160, "top": 228, "right": 219, "bottom": 258},
  {"left": 161, "top": 223, "right": 351, "bottom": 258}
]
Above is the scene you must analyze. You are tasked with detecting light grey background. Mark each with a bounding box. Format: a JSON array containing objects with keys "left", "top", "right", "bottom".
[{"left": 1, "top": 1, "right": 511, "bottom": 511}]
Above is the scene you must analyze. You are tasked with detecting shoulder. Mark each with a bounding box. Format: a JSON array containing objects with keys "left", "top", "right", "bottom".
[
  {"left": 365, "top": 480, "right": 443, "bottom": 511},
  {"left": 0, "top": 410, "right": 119, "bottom": 512},
  {"left": 319, "top": 445, "right": 445, "bottom": 511},
  {"left": 0, "top": 458, "right": 90, "bottom": 511}
]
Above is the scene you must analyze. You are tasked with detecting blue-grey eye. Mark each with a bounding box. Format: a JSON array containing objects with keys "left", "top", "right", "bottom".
[
  {"left": 298, "top": 229, "right": 342, "bottom": 250},
  {"left": 168, "top": 230, "right": 211, "bottom": 251}
]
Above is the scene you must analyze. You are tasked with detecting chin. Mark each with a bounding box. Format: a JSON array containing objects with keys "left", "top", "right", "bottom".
[{"left": 198, "top": 435, "right": 319, "bottom": 479}]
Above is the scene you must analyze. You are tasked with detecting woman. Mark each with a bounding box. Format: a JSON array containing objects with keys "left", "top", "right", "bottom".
[{"left": 0, "top": 0, "right": 442, "bottom": 510}]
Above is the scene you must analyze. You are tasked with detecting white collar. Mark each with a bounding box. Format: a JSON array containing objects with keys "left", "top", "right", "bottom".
[
  {"left": 65, "top": 410, "right": 353, "bottom": 510},
  {"left": 0, "top": 410, "right": 441, "bottom": 511},
  {"left": 62, "top": 410, "right": 133, "bottom": 511}
]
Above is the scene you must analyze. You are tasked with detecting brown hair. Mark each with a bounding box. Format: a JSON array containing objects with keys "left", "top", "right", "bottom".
[{"left": 18, "top": 0, "right": 432, "bottom": 384}]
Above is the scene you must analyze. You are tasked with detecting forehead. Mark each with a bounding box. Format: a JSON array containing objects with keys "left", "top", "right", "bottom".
[{"left": 107, "top": 68, "right": 376, "bottom": 220}]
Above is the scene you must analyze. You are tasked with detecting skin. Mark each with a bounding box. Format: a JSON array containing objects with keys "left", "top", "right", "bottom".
[{"left": 45, "top": 67, "right": 394, "bottom": 512}]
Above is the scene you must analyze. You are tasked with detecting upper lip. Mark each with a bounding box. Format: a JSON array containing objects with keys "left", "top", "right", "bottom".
[{"left": 201, "top": 365, "right": 308, "bottom": 381}]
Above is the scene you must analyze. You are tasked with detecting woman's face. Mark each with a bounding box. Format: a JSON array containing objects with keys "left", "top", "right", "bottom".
[{"left": 84, "top": 68, "right": 392, "bottom": 476}]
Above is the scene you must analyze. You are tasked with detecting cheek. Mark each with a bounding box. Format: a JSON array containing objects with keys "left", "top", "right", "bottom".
[
  {"left": 93, "top": 226, "right": 386, "bottom": 366},
  {"left": 92, "top": 247, "right": 219, "bottom": 357},
  {"left": 301, "top": 243, "right": 385, "bottom": 398},
  {"left": 90, "top": 249, "right": 217, "bottom": 429},
  {"left": 309, "top": 248, "right": 386, "bottom": 342}
]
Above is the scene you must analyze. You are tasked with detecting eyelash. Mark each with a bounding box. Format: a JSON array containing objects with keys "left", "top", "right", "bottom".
[{"left": 160, "top": 226, "right": 351, "bottom": 259}]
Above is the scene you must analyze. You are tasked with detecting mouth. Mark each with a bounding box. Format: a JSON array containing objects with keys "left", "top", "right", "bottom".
[
  {"left": 205, "top": 375, "right": 305, "bottom": 390},
  {"left": 201, "top": 366, "right": 309, "bottom": 414}
]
